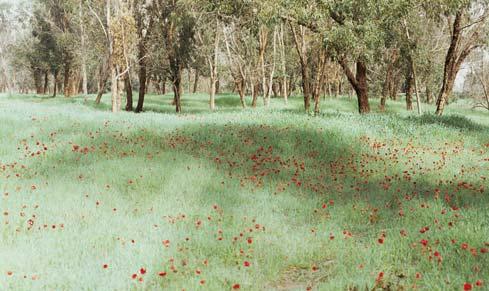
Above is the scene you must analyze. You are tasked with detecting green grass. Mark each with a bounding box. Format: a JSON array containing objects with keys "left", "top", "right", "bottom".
[{"left": 0, "top": 92, "right": 488, "bottom": 290}]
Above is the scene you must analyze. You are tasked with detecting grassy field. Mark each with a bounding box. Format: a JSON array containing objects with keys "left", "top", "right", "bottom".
[{"left": 0, "top": 92, "right": 488, "bottom": 290}]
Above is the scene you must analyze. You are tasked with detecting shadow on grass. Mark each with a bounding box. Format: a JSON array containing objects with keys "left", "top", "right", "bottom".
[
  {"left": 404, "top": 113, "right": 488, "bottom": 132},
  {"left": 26, "top": 118, "right": 487, "bottom": 217}
]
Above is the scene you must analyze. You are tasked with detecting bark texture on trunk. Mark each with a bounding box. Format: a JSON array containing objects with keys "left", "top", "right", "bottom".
[
  {"left": 435, "top": 9, "right": 482, "bottom": 115},
  {"left": 405, "top": 69, "right": 414, "bottom": 111},
  {"left": 125, "top": 74, "right": 133, "bottom": 111},
  {"left": 172, "top": 67, "right": 182, "bottom": 113},
  {"left": 135, "top": 50, "right": 147, "bottom": 113},
  {"left": 340, "top": 58, "right": 370, "bottom": 114}
]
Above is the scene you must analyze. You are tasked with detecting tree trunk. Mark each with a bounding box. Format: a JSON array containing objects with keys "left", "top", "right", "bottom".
[
  {"left": 125, "top": 74, "right": 133, "bottom": 111},
  {"left": 265, "top": 27, "right": 278, "bottom": 107},
  {"left": 279, "top": 23, "right": 288, "bottom": 104},
  {"left": 43, "top": 71, "right": 49, "bottom": 95},
  {"left": 258, "top": 26, "right": 269, "bottom": 106},
  {"left": 80, "top": 0, "right": 88, "bottom": 96},
  {"left": 380, "top": 51, "right": 396, "bottom": 111},
  {"left": 426, "top": 87, "right": 432, "bottom": 104},
  {"left": 237, "top": 79, "right": 247, "bottom": 108},
  {"left": 172, "top": 66, "right": 183, "bottom": 113},
  {"left": 135, "top": 49, "right": 147, "bottom": 113},
  {"left": 252, "top": 83, "right": 260, "bottom": 107},
  {"left": 290, "top": 24, "right": 310, "bottom": 112},
  {"left": 33, "top": 68, "right": 43, "bottom": 94},
  {"left": 340, "top": 59, "right": 370, "bottom": 114},
  {"left": 313, "top": 50, "right": 327, "bottom": 115},
  {"left": 405, "top": 69, "right": 414, "bottom": 111},
  {"left": 52, "top": 70, "right": 58, "bottom": 97},
  {"left": 193, "top": 69, "right": 199, "bottom": 94},
  {"left": 435, "top": 10, "right": 479, "bottom": 115}
]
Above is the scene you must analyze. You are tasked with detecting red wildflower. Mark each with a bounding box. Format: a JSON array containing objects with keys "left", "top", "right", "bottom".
[
  {"left": 376, "top": 272, "right": 384, "bottom": 283},
  {"left": 378, "top": 238, "right": 384, "bottom": 244},
  {"left": 247, "top": 238, "right": 253, "bottom": 244},
  {"left": 480, "top": 248, "right": 488, "bottom": 254},
  {"left": 103, "top": 264, "right": 108, "bottom": 269},
  {"left": 464, "top": 283, "right": 472, "bottom": 290},
  {"left": 434, "top": 251, "right": 440, "bottom": 257},
  {"left": 158, "top": 271, "right": 167, "bottom": 277},
  {"left": 131, "top": 274, "right": 137, "bottom": 279},
  {"left": 461, "top": 243, "right": 469, "bottom": 250},
  {"left": 140, "top": 268, "right": 146, "bottom": 275},
  {"left": 243, "top": 261, "right": 250, "bottom": 267},
  {"left": 476, "top": 280, "right": 483, "bottom": 287},
  {"left": 232, "top": 284, "right": 240, "bottom": 289},
  {"left": 420, "top": 239, "right": 428, "bottom": 247}
]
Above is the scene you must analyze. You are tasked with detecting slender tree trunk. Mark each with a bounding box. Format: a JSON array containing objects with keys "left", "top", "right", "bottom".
[
  {"left": 435, "top": 10, "right": 479, "bottom": 115},
  {"left": 111, "top": 67, "right": 120, "bottom": 112},
  {"left": 380, "top": 51, "right": 396, "bottom": 111},
  {"left": 135, "top": 48, "right": 147, "bottom": 113},
  {"left": 290, "top": 24, "right": 311, "bottom": 112},
  {"left": 208, "top": 21, "right": 220, "bottom": 111},
  {"left": 43, "top": 71, "right": 49, "bottom": 95},
  {"left": 279, "top": 23, "right": 288, "bottom": 104},
  {"left": 258, "top": 26, "right": 269, "bottom": 106},
  {"left": 237, "top": 79, "right": 247, "bottom": 108},
  {"left": 172, "top": 66, "right": 183, "bottom": 113},
  {"left": 426, "top": 87, "right": 432, "bottom": 104},
  {"left": 405, "top": 69, "right": 414, "bottom": 111},
  {"left": 252, "top": 82, "right": 259, "bottom": 107},
  {"left": 313, "top": 50, "right": 327, "bottom": 115},
  {"left": 193, "top": 69, "right": 199, "bottom": 94},
  {"left": 265, "top": 26, "right": 278, "bottom": 107},
  {"left": 80, "top": 0, "right": 88, "bottom": 96},
  {"left": 125, "top": 74, "right": 133, "bottom": 111},
  {"left": 52, "top": 70, "right": 58, "bottom": 97}
]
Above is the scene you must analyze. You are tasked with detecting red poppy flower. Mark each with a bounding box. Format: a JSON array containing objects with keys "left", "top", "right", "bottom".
[
  {"left": 140, "top": 268, "right": 146, "bottom": 275},
  {"left": 464, "top": 283, "right": 472, "bottom": 290},
  {"left": 247, "top": 238, "right": 253, "bottom": 244},
  {"left": 476, "top": 280, "right": 483, "bottom": 287},
  {"left": 376, "top": 272, "right": 384, "bottom": 283},
  {"left": 481, "top": 248, "right": 488, "bottom": 254},
  {"left": 378, "top": 238, "right": 384, "bottom": 244},
  {"left": 131, "top": 273, "right": 137, "bottom": 279},
  {"left": 158, "top": 271, "right": 167, "bottom": 277},
  {"left": 103, "top": 264, "right": 108, "bottom": 269},
  {"left": 461, "top": 243, "right": 469, "bottom": 250},
  {"left": 232, "top": 283, "right": 240, "bottom": 289},
  {"left": 243, "top": 261, "right": 250, "bottom": 267},
  {"left": 420, "top": 239, "right": 428, "bottom": 247}
]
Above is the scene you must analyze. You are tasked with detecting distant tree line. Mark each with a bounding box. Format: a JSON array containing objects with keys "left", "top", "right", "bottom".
[{"left": 1, "top": 0, "right": 488, "bottom": 115}]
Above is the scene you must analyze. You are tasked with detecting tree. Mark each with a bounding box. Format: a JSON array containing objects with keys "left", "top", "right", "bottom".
[
  {"left": 134, "top": 0, "right": 154, "bottom": 113},
  {"left": 426, "top": 0, "right": 489, "bottom": 115},
  {"left": 154, "top": 0, "right": 196, "bottom": 113}
]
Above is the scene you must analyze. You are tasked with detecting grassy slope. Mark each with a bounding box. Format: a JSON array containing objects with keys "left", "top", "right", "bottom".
[{"left": 0, "top": 93, "right": 488, "bottom": 291}]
